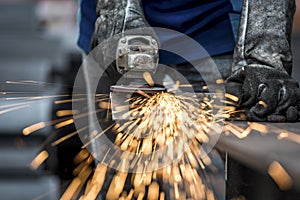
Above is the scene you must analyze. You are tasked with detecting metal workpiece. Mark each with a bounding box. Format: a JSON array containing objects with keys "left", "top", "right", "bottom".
[
  {"left": 110, "top": 84, "right": 165, "bottom": 94},
  {"left": 217, "top": 122, "right": 300, "bottom": 192}
]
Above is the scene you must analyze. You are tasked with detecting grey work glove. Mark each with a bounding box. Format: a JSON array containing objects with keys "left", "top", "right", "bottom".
[
  {"left": 226, "top": 0, "right": 300, "bottom": 122},
  {"left": 91, "top": 0, "right": 157, "bottom": 50},
  {"left": 226, "top": 67, "right": 300, "bottom": 122}
]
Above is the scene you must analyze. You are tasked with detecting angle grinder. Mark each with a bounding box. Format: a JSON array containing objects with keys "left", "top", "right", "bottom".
[{"left": 110, "top": 34, "right": 165, "bottom": 120}]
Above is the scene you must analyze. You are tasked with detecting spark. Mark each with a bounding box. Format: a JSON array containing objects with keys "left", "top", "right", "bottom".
[
  {"left": 278, "top": 131, "right": 300, "bottom": 144},
  {"left": 258, "top": 100, "right": 267, "bottom": 108},
  {"left": 221, "top": 99, "right": 238, "bottom": 106},
  {"left": 62, "top": 83, "right": 225, "bottom": 199},
  {"left": 112, "top": 92, "right": 214, "bottom": 155},
  {"left": 73, "top": 155, "right": 93, "bottom": 176},
  {"left": 224, "top": 123, "right": 252, "bottom": 139},
  {"left": 225, "top": 93, "right": 239, "bottom": 103},
  {"left": 98, "top": 101, "right": 111, "bottom": 109},
  {"left": 82, "top": 123, "right": 117, "bottom": 149},
  {"left": 29, "top": 150, "right": 49, "bottom": 170},
  {"left": 137, "top": 192, "right": 145, "bottom": 200},
  {"left": 23, "top": 122, "right": 48, "bottom": 135},
  {"left": 126, "top": 189, "right": 134, "bottom": 200},
  {"left": 143, "top": 72, "right": 155, "bottom": 86},
  {"left": 267, "top": 125, "right": 300, "bottom": 144},
  {"left": 160, "top": 192, "right": 165, "bottom": 200},
  {"left": 216, "top": 79, "right": 225, "bottom": 84},
  {"left": 202, "top": 85, "right": 208, "bottom": 90},
  {"left": 106, "top": 171, "right": 128, "bottom": 200},
  {"left": 73, "top": 149, "right": 90, "bottom": 165},
  {"left": 278, "top": 132, "right": 289, "bottom": 139},
  {"left": 249, "top": 122, "right": 268, "bottom": 135},
  {"left": 61, "top": 166, "right": 92, "bottom": 200},
  {"left": 178, "top": 83, "right": 196, "bottom": 88},
  {"left": 56, "top": 110, "right": 79, "bottom": 117},
  {"left": 22, "top": 106, "right": 105, "bottom": 136},
  {"left": 52, "top": 127, "right": 88, "bottom": 146},
  {"left": 54, "top": 119, "right": 74, "bottom": 129},
  {"left": 137, "top": 90, "right": 151, "bottom": 98},
  {"left": 80, "top": 163, "right": 107, "bottom": 200},
  {"left": 268, "top": 161, "right": 293, "bottom": 190},
  {"left": 8, "top": 78, "right": 300, "bottom": 199},
  {"left": 60, "top": 178, "right": 82, "bottom": 200}
]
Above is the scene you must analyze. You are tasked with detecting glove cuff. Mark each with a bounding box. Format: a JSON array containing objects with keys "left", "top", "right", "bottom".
[
  {"left": 232, "top": 0, "right": 296, "bottom": 75},
  {"left": 91, "top": 0, "right": 156, "bottom": 50}
]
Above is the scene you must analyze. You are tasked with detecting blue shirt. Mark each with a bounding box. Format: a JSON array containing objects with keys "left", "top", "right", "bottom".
[
  {"left": 77, "top": 0, "right": 97, "bottom": 54},
  {"left": 143, "top": 0, "right": 241, "bottom": 64},
  {"left": 77, "top": 0, "right": 242, "bottom": 63}
]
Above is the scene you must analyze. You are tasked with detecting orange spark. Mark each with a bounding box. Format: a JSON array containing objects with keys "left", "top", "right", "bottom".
[
  {"left": 55, "top": 119, "right": 74, "bottom": 129},
  {"left": 23, "top": 122, "right": 47, "bottom": 135},
  {"left": 29, "top": 150, "right": 49, "bottom": 170},
  {"left": 268, "top": 161, "right": 293, "bottom": 190},
  {"left": 143, "top": 72, "right": 155, "bottom": 86}
]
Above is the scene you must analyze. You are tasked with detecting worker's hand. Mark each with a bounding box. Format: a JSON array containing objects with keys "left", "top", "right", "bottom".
[
  {"left": 91, "top": 0, "right": 158, "bottom": 50},
  {"left": 225, "top": 66, "right": 300, "bottom": 122}
]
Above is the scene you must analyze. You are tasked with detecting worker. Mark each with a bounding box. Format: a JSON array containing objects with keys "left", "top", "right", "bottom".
[
  {"left": 77, "top": 0, "right": 300, "bottom": 122},
  {"left": 75, "top": 2, "right": 299, "bottom": 199}
]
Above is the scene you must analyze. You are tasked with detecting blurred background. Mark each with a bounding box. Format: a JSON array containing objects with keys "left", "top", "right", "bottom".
[
  {"left": 0, "top": 0, "right": 299, "bottom": 199},
  {"left": 0, "top": 0, "right": 81, "bottom": 199}
]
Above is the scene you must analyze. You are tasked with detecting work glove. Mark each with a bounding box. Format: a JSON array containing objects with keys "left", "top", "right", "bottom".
[
  {"left": 91, "top": 0, "right": 157, "bottom": 50},
  {"left": 226, "top": 0, "right": 300, "bottom": 122},
  {"left": 226, "top": 67, "right": 300, "bottom": 122}
]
